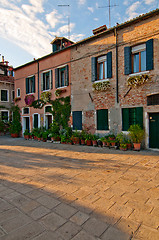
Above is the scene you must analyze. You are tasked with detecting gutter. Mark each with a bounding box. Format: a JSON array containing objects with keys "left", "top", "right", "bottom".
[{"left": 115, "top": 27, "right": 119, "bottom": 103}]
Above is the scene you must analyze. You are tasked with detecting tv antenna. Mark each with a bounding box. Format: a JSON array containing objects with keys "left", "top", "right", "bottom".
[
  {"left": 98, "top": 0, "right": 118, "bottom": 28},
  {"left": 58, "top": 4, "right": 70, "bottom": 39}
]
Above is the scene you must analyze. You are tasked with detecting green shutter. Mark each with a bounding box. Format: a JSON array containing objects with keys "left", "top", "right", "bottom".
[
  {"left": 122, "top": 108, "right": 130, "bottom": 131},
  {"left": 136, "top": 107, "right": 143, "bottom": 128},
  {"left": 146, "top": 39, "right": 153, "bottom": 70},
  {"left": 34, "top": 114, "right": 38, "bottom": 128},
  {"left": 124, "top": 47, "right": 131, "bottom": 75},
  {"left": 55, "top": 68, "right": 59, "bottom": 88},
  {"left": 49, "top": 70, "right": 53, "bottom": 89},
  {"left": 33, "top": 76, "right": 35, "bottom": 93},
  {"left": 41, "top": 73, "right": 43, "bottom": 91},
  {"left": 53, "top": 44, "right": 57, "bottom": 52},
  {"left": 65, "top": 65, "right": 69, "bottom": 86},
  {"left": 91, "top": 57, "right": 97, "bottom": 82},
  {"left": 73, "top": 111, "right": 82, "bottom": 130},
  {"left": 26, "top": 78, "right": 29, "bottom": 94},
  {"left": 107, "top": 51, "right": 112, "bottom": 78},
  {"left": 97, "top": 109, "right": 108, "bottom": 130}
]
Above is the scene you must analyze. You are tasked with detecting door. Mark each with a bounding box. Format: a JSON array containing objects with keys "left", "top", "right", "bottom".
[
  {"left": 23, "top": 117, "right": 30, "bottom": 133},
  {"left": 149, "top": 113, "right": 159, "bottom": 148},
  {"left": 45, "top": 115, "right": 52, "bottom": 129}
]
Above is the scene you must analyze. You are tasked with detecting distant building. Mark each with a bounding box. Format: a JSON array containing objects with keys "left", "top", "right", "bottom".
[{"left": 0, "top": 56, "right": 14, "bottom": 122}]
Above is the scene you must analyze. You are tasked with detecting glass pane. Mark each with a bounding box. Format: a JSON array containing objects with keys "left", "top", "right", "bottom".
[
  {"left": 1, "top": 90, "right": 7, "bottom": 101},
  {"left": 104, "top": 61, "right": 107, "bottom": 79},
  {"left": 61, "top": 71, "right": 65, "bottom": 87},
  {"left": 141, "top": 50, "right": 146, "bottom": 72},
  {"left": 99, "top": 63, "right": 103, "bottom": 80},
  {"left": 46, "top": 75, "right": 50, "bottom": 90},
  {"left": 133, "top": 53, "right": 139, "bottom": 73}
]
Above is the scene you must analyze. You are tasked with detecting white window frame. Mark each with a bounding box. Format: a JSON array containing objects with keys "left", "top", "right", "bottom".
[
  {"left": 97, "top": 55, "right": 108, "bottom": 81},
  {"left": 0, "top": 110, "right": 9, "bottom": 122},
  {"left": 57, "top": 64, "right": 68, "bottom": 88},
  {"left": 44, "top": 105, "right": 53, "bottom": 129},
  {"left": 1, "top": 89, "right": 9, "bottom": 102},
  {"left": 17, "top": 88, "right": 20, "bottom": 97},
  {"left": 33, "top": 113, "right": 40, "bottom": 128},
  {"left": 27, "top": 75, "right": 35, "bottom": 94},
  {"left": 22, "top": 107, "right": 30, "bottom": 115},
  {"left": 42, "top": 70, "right": 51, "bottom": 91}
]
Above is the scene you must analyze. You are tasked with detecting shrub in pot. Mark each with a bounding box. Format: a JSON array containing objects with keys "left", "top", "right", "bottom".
[
  {"left": 24, "top": 129, "right": 30, "bottom": 140},
  {"left": 9, "top": 106, "right": 22, "bottom": 138},
  {"left": 92, "top": 134, "right": 99, "bottom": 147},
  {"left": 128, "top": 124, "right": 145, "bottom": 151}
]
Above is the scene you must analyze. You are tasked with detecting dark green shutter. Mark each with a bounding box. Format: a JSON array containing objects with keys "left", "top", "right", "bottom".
[
  {"left": 73, "top": 111, "right": 82, "bottom": 130},
  {"left": 33, "top": 76, "right": 35, "bottom": 93},
  {"left": 55, "top": 68, "right": 59, "bottom": 88},
  {"left": 49, "top": 70, "right": 53, "bottom": 89},
  {"left": 41, "top": 73, "right": 43, "bottom": 91},
  {"left": 136, "top": 107, "right": 143, "bottom": 128},
  {"left": 34, "top": 114, "right": 38, "bottom": 128},
  {"left": 122, "top": 108, "right": 130, "bottom": 131},
  {"left": 107, "top": 51, "right": 112, "bottom": 78},
  {"left": 52, "top": 44, "right": 57, "bottom": 52},
  {"left": 97, "top": 109, "right": 108, "bottom": 130},
  {"left": 146, "top": 39, "right": 153, "bottom": 70},
  {"left": 91, "top": 57, "right": 97, "bottom": 82},
  {"left": 26, "top": 78, "right": 29, "bottom": 94},
  {"left": 124, "top": 47, "right": 132, "bottom": 75},
  {"left": 65, "top": 65, "right": 69, "bottom": 86}
]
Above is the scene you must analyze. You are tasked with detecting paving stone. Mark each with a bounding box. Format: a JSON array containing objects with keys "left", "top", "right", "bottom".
[
  {"left": 0, "top": 208, "right": 21, "bottom": 223},
  {"left": 0, "top": 228, "right": 5, "bottom": 237},
  {"left": 29, "top": 206, "right": 50, "bottom": 220},
  {"left": 26, "top": 189, "right": 44, "bottom": 199},
  {"left": 70, "top": 211, "right": 89, "bottom": 225},
  {"left": 33, "top": 230, "right": 65, "bottom": 240},
  {"left": 4, "top": 191, "right": 21, "bottom": 200},
  {"left": 37, "top": 195, "right": 60, "bottom": 209},
  {"left": 0, "top": 221, "right": 45, "bottom": 240},
  {"left": 101, "top": 226, "right": 130, "bottom": 240},
  {"left": 83, "top": 217, "right": 109, "bottom": 237},
  {"left": 41, "top": 212, "right": 66, "bottom": 231},
  {"left": 20, "top": 200, "right": 40, "bottom": 213},
  {"left": 55, "top": 221, "right": 81, "bottom": 240},
  {"left": 134, "top": 224, "right": 159, "bottom": 240},
  {"left": 0, "top": 199, "right": 13, "bottom": 213},
  {"left": 54, "top": 202, "right": 78, "bottom": 219},
  {"left": 71, "top": 230, "right": 99, "bottom": 240},
  {"left": 115, "top": 217, "right": 140, "bottom": 236}
]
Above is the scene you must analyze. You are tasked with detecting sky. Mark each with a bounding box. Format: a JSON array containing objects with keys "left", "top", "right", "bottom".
[{"left": 0, "top": 0, "right": 159, "bottom": 68}]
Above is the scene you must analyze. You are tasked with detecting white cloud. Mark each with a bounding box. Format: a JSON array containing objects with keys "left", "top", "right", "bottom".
[
  {"left": 88, "top": 7, "right": 94, "bottom": 13},
  {"left": 94, "top": 18, "right": 99, "bottom": 21},
  {"left": 46, "top": 10, "right": 64, "bottom": 29},
  {"left": 144, "top": 0, "right": 156, "bottom": 4},
  {"left": 126, "top": 1, "right": 141, "bottom": 19},
  {"left": 70, "top": 33, "right": 85, "bottom": 42},
  {"left": 78, "top": 0, "right": 86, "bottom": 5}
]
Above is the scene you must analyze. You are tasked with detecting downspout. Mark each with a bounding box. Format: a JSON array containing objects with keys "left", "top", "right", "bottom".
[
  {"left": 37, "top": 61, "right": 40, "bottom": 100},
  {"left": 115, "top": 27, "right": 119, "bottom": 103}
]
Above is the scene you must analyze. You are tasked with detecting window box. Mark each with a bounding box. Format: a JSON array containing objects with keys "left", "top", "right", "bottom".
[
  {"left": 127, "top": 74, "right": 151, "bottom": 87},
  {"left": 92, "top": 80, "right": 110, "bottom": 91},
  {"left": 55, "top": 88, "right": 66, "bottom": 97},
  {"left": 25, "top": 94, "right": 35, "bottom": 106}
]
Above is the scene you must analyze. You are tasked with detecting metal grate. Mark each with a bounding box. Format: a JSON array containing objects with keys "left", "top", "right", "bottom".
[{"left": 147, "top": 94, "right": 159, "bottom": 106}]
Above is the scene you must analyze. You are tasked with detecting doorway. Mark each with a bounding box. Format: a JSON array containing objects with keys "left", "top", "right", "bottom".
[
  {"left": 149, "top": 113, "right": 159, "bottom": 148},
  {"left": 23, "top": 117, "right": 30, "bottom": 133}
]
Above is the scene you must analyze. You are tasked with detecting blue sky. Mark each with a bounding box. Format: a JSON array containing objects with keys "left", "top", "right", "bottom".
[{"left": 0, "top": 0, "right": 159, "bottom": 67}]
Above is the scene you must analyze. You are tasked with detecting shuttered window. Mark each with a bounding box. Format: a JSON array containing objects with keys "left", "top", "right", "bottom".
[
  {"left": 55, "top": 65, "right": 69, "bottom": 88},
  {"left": 122, "top": 107, "right": 143, "bottom": 131},
  {"left": 91, "top": 51, "right": 112, "bottom": 82},
  {"left": 147, "top": 94, "right": 159, "bottom": 106},
  {"left": 41, "top": 70, "right": 52, "bottom": 91},
  {"left": 1, "top": 90, "right": 8, "bottom": 102},
  {"left": 73, "top": 111, "right": 82, "bottom": 130},
  {"left": 34, "top": 114, "right": 39, "bottom": 129},
  {"left": 26, "top": 76, "right": 35, "bottom": 94},
  {"left": 97, "top": 109, "right": 109, "bottom": 130}
]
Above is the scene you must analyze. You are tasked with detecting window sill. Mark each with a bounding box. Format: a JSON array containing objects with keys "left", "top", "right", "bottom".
[
  {"left": 129, "top": 71, "right": 149, "bottom": 77},
  {"left": 56, "top": 86, "right": 67, "bottom": 90},
  {"left": 42, "top": 89, "right": 51, "bottom": 92},
  {"left": 95, "top": 79, "right": 109, "bottom": 83}
]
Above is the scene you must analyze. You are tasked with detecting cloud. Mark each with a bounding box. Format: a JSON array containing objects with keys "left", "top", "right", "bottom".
[
  {"left": 94, "top": 18, "right": 99, "bottom": 21},
  {"left": 70, "top": 33, "right": 85, "bottom": 42},
  {"left": 46, "top": 10, "right": 64, "bottom": 29},
  {"left": 126, "top": 1, "right": 141, "bottom": 19},
  {"left": 144, "top": 0, "right": 156, "bottom": 4},
  {"left": 78, "top": 0, "right": 86, "bottom": 5},
  {"left": 88, "top": 7, "right": 94, "bottom": 13}
]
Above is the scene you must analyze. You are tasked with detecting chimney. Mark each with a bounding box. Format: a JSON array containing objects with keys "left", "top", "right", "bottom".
[
  {"left": 92, "top": 25, "right": 107, "bottom": 35},
  {"left": 2, "top": 56, "right": 4, "bottom": 63}
]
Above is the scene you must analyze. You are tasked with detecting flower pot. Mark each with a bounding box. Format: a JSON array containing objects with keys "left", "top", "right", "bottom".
[
  {"left": 73, "top": 137, "right": 80, "bottom": 145},
  {"left": 120, "top": 147, "right": 127, "bottom": 151},
  {"left": 11, "top": 133, "right": 19, "bottom": 138},
  {"left": 111, "top": 142, "right": 116, "bottom": 147},
  {"left": 92, "top": 140, "right": 98, "bottom": 147},
  {"left": 80, "top": 139, "right": 85, "bottom": 145},
  {"left": 86, "top": 140, "right": 92, "bottom": 146},
  {"left": 38, "top": 138, "right": 41, "bottom": 141},
  {"left": 102, "top": 141, "right": 107, "bottom": 147},
  {"left": 127, "top": 143, "right": 132, "bottom": 150},
  {"left": 43, "top": 138, "right": 47, "bottom": 142},
  {"left": 133, "top": 143, "right": 141, "bottom": 151},
  {"left": 24, "top": 135, "right": 29, "bottom": 140}
]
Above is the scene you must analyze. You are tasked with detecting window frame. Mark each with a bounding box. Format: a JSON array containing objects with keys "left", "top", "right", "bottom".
[
  {"left": 33, "top": 113, "right": 40, "bottom": 129},
  {"left": 96, "top": 109, "right": 109, "bottom": 131},
  {"left": 0, "top": 110, "right": 9, "bottom": 122},
  {"left": 1, "top": 89, "right": 9, "bottom": 102},
  {"left": 56, "top": 65, "right": 69, "bottom": 89},
  {"left": 17, "top": 88, "right": 20, "bottom": 97},
  {"left": 41, "top": 70, "right": 52, "bottom": 91},
  {"left": 23, "top": 107, "right": 30, "bottom": 115},
  {"left": 131, "top": 44, "right": 146, "bottom": 74},
  {"left": 97, "top": 55, "right": 107, "bottom": 81},
  {"left": 26, "top": 75, "right": 35, "bottom": 94}
]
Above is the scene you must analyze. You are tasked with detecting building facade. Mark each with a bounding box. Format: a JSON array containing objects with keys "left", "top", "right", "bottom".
[
  {"left": 14, "top": 37, "right": 73, "bottom": 134},
  {"left": 0, "top": 57, "right": 14, "bottom": 123},
  {"left": 71, "top": 9, "right": 159, "bottom": 149}
]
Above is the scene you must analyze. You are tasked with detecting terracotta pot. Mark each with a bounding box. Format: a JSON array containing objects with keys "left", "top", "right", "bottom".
[
  {"left": 24, "top": 135, "right": 29, "bottom": 140},
  {"left": 92, "top": 140, "right": 98, "bottom": 147},
  {"left": 38, "top": 138, "right": 41, "bottom": 141},
  {"left": 73, "top": 137, "right": 80, "bottom": 145},
  {"left": 120, "top": 147, "right": 127, "bottom": 151},
  {"left": 102, "top": 141, "right": 107, "bottom": 147},
  {"left": 133, "top": 143, "right": 141, "bottom": 151},
  {"left": 111, "top": 142, "right": 116, "bottom": 147},
  {"left": 43, "top": 138, "right": 47, "bottom": 142},
  {"left": 80, "top": 139, "right": 85, "bottom": 145},
  {"left": 86, "top": 140, "right": 92, "bottom": 146},
  {"left": 127, "top": 143, "right": 132, "bottom": 150},
  {"left": 11, "top": 133, "right": 19, "bottom": 138}
]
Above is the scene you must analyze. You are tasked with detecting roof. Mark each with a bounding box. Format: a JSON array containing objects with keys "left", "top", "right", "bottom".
[
  {"left": 50, "top": 36, "right": 74, "bottom": 45},
  {"left": 14, "top": 8, "right": 159, "bottom": 71}
]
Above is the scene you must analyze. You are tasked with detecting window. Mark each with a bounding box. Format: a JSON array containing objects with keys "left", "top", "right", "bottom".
[
  {"left": 97, "top": 109, "right": 109, "bottom": 130},
  {"left": 33, "top": 114, "right": 39, "bottom": 128},
  {"left": 26, "top": 76, "right": 35, "bottom": 94},
  {"left": 45, "top": 106, "right": 52, "bottom": 113},
  {"left": 1, "top": 111, "right": 9, "bottom": 122},
  {"left": 122, "top": 107, "right": 143, "bottom": 131},
  {"left": 1, "top": 90, "right": 8, "bottom": 102},
  {"left": 41, "top": 70, "right": 52, "bottom": 91},
  {"left": 91, "top": 52, "right": 112, "bottom": 82},
  {"left": 55, "top": 65, "right": 69, "bottom": 88},
  {"left": 17, "top": 88, "right": 20, "bottom": 97},
  {"left": 72, "top": 111, "right": 82, "bottom": 130},
  {"left": 147, "top": 94, "right": 159, "bottom": 106},
  {"left": 23, "top": 107, "right": 29, "bottom": 114},
  {"left": 11, "top": 90, "right": 15, "bottom": 102},
  {"left": 124, "top": 39, "right": 153, "bottom": 75}
]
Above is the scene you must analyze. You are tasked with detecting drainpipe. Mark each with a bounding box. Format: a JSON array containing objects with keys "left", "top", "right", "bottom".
[
  {"left": 37, "top": 61, "right": 40, "bottom": 100},
  {"left": 115, "top": 27, "right": 119, "bottom": 103}
]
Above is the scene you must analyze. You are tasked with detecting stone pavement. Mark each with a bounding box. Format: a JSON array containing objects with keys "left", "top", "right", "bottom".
[{"left": 0, "top": 136, "right": 159, "bottom": 240}]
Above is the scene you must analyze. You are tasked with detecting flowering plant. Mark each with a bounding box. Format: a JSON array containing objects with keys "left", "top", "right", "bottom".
[
  {"left": 24, "top": 94, "right": 35, "bottom": 106},
  {"left": 55, "top": 89, "right": 66, "bottom": 97},
  {"left": 40, "top": 92, "right": 51, "bottom": 103},
  {"left": 127, "top": 74, "right": 151, "bottom": 87},
  {"left": 92, "top": 81, "right": 110, "bottom": 91}
]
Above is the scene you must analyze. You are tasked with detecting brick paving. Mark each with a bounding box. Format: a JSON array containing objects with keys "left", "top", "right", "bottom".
[{"left": 0, "top": 136, "right": 159, "bottom": 240}]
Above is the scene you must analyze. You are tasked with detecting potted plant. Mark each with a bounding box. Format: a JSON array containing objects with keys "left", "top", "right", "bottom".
[
  {"left": 42, "top": 131, "right": 48, "bottom": 142},
  {"left": 80, "top": 130, "right": 87, "bottom": 145},
  {"left": 99, "top": 137, "right": 107, "bottom": 147},
  {"left": 71, "top": 130, "right": 80, "bottom": 145},
  {"left": 92, "top": 134, "right": 98, "bottom": 147},
  {"left": 128, "top": 124, "right": 145, "bottom": 151},
  {"left": 49, "top": 121, "right": 60, "bottom": 141},
  {"left": 61, "top": 135, "right": 67, "bottom": 144},
  {"left": 120, "top": 143, "right": 127, "bottom": 151},
  {"left": 0, "top": 119, "right": 5, "bottom": 135},
  {"left": 85, "top": 133, "right": 93, "bottom": 146},
  {"left": 9, "top": 106, "right": 22, "bottom": 138},
  {"left": 24, "top": 129, "right": 30, "bottom": 140}
]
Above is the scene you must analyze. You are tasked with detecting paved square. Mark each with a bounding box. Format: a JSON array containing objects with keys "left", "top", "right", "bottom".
[{"left": 0, "top": 136, "right": 159, "bottom": 240}]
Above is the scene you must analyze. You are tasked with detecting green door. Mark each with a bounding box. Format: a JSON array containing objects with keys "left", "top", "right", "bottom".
[{"left": 149, "top": 113, "right": 159, "bottom": 148}]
